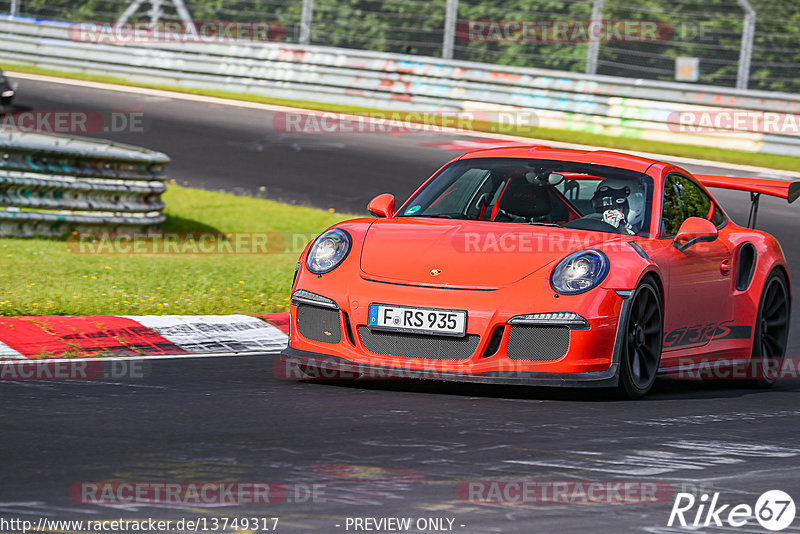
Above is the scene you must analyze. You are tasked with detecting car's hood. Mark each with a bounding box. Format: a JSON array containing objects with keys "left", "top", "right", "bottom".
[{"left": 359, "top": 218, "right": 617, "bottom": 288}]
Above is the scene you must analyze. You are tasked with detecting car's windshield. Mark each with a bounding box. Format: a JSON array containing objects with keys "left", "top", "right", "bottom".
[{"left": 399, "top": 158, "right": 655, "bottom": 236}]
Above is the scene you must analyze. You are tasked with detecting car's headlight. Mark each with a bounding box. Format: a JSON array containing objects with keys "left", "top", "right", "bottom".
[
  {"left": 550, "top": 249, "right": 609, "bottom": 295},
  {"left": 306, "top": 229, "right": 351, "bottom": 274}
]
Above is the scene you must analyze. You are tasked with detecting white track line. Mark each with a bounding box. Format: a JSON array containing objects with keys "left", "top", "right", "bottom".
[{"left": 9, "top": 70, "right": 800, "bottom": 177}]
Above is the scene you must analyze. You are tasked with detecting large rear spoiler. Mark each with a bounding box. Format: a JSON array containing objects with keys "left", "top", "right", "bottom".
[{"left": 695, "top": 175, "right": 800, "bottom": 228}]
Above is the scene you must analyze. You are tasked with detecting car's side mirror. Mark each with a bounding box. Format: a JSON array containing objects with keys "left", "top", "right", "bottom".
[
  {"left": 367, "top": 193, "right": 395, "bottom": 218},
  {"left": 672, "top": 217, "right": 718, "bottom": 252}
]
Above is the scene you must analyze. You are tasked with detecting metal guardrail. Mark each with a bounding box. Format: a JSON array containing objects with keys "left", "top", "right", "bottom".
[
  {"left": 0, "top": 130, "right": 169, "bottom": 237},
  {"left": 1, "top": 18, "right": 799, "bottom": 157}
]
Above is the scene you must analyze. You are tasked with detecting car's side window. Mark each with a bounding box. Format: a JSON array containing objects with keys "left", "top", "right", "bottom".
[
  {"left": 708, "top": 199, "right": 726, "bottom": 227},
  {"left": 661, "top": 173, "right": 725, "bottom": 238}
]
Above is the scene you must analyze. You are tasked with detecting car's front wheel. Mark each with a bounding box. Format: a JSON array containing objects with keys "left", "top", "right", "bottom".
[
  {"left": 617, "top": 279, "right": 663, "bottom": 399},
  {"left": 749, "top": 270, "right": 790, "bottom": 387}
]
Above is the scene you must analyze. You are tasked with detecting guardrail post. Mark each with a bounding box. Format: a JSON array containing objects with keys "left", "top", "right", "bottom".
[
  {"left": 299, "top": 0, "right": 314, "bottom": 45},
  {"left": 736, "top": 0, "right": 756, "bottom": 90},
  {"left": 585, "top": 0, "right": 604, "bottom": 75},
  {"left": 442, "top": 0, "right": 458, "bottom": 59}
]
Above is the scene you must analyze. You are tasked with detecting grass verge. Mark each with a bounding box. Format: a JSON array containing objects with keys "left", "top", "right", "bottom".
[
  {"left": 4, "top": 62, "right": 800, "bottom": 173},
  {"left": 0, "top": 185, "right": 352, "bottom": 316}
]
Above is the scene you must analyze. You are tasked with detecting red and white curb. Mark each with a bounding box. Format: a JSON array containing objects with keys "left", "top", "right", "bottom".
[{"left": 0, "top": 313, "right": 289, "bottom": 359}]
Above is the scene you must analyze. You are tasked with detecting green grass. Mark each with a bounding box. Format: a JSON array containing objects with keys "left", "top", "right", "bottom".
[
  {"left": 4, "top": 61, "right": 800, "bottom": 173},
  {"left": 0, "top": 186, "right": 354, "bottom": 316}
]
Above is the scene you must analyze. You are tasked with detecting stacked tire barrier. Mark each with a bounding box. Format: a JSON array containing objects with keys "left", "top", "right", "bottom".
[
  {"left": 0, "top": 131, "right": 169, "bottom": 237},
  {"left": 1, "top": 18, "right": 799, "bottom": 156}
]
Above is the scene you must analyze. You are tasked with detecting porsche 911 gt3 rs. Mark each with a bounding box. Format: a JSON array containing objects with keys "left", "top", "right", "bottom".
[{"left": 280, "top": 146, "right": 798, "bottom": 398}]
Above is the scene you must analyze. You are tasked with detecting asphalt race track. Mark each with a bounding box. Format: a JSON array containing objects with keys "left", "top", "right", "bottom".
[{"left": 3, "top": 76, "right": 800, "bottom": 533}]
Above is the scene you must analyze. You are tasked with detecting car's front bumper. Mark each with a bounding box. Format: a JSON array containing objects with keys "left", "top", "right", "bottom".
[
  {"left": 278, "top": 273, "right": 635, "bottom": 387},
  {"left": 279, "top": 347, "right": 620, "bottom": 387}
]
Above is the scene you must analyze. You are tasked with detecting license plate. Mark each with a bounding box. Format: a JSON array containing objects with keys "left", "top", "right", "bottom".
[{"left": 368, "top": 304, "right": 467, "bottom": 337}]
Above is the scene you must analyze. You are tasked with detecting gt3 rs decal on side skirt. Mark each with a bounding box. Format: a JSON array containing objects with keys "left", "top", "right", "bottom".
[{"left": 663, "top": 320, "right": 752, "bottom": 349}]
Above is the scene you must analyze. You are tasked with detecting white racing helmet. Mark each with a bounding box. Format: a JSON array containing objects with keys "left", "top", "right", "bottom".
[{"left": 591, "top": 178, "right": 646, "bottom": 232}]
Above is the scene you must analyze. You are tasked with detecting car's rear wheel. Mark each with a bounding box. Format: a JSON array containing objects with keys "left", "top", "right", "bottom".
[
  {"left": 749, "top": 270, "right": 790, "bottom": 387},
  {"left": 617, "top": 279, "right": 663, "bottom": 399}
]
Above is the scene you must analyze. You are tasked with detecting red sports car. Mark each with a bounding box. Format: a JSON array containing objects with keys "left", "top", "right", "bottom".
[{"left": 280, "top": 146, "right": 798, "bottom": 398}]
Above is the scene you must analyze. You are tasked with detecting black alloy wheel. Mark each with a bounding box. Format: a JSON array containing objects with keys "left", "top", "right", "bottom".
[
  {"left": 749, "top": 271, "right": 791, "bottom": 387},
  {"left": 617, "top": 279, "right": 663, "bottom": 399}
]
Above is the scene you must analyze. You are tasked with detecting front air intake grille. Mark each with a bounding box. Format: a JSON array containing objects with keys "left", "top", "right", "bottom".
[
  {"left": 357, "top": 327, "right": 479, "bottom": 360},
  {"left": 481, "top": 325, "right": 505, "bottom": 358},
  {"left": 507, "top": 325, "right": 570, "bottom": 361},
  {"left": 297, "top": 304, "right": 341, "bottom": 343}
]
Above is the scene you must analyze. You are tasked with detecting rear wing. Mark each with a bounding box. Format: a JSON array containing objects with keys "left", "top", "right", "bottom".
[{"left": 695, "top": 174, "right": 800, "bottom": 228}]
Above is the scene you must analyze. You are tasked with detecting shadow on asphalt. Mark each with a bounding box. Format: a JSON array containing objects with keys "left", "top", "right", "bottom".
[
  {"left": 0, "top": 104, "right": 32, "bottom": 114},
  {"left": 286, "top": 376, "right": 800, "bottom": 402}
]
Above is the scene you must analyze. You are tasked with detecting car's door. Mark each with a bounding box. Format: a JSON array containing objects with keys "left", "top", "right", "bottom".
[{"left": 649, "top": 173, "right": 732, "bottom": 355}]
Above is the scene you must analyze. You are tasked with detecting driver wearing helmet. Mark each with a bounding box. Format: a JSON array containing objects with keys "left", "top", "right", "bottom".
[{"left": 590, "top": 179, "right": 646, "bottom": 235}]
